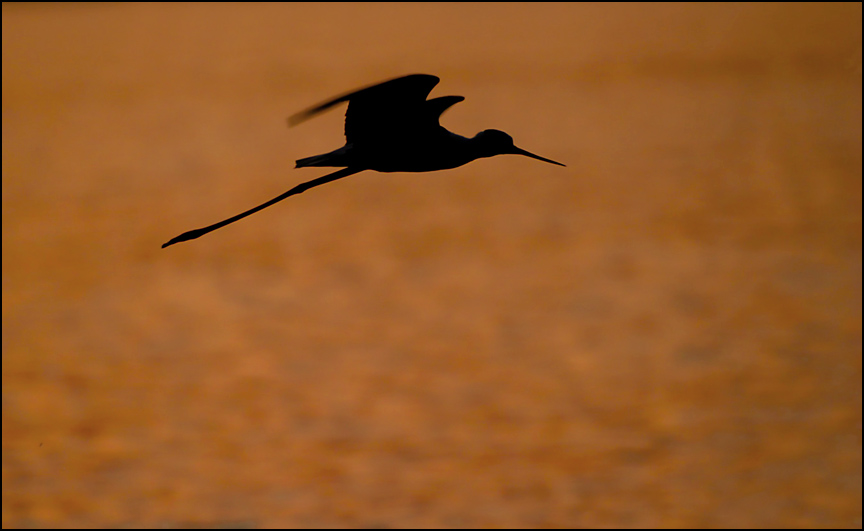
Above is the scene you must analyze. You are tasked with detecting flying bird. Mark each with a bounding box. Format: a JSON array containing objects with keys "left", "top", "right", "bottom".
[{"left": 162, "top": 74, "right": 564, "bottom": 248}]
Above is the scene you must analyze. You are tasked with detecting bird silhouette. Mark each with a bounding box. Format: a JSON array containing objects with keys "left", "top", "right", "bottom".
[{"left": 162, "top": 74, "right": 564, "bottom": 248}]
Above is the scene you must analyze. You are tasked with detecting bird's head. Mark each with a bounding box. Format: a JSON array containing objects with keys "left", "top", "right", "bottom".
[{"left": 473, "top": 129, "right": 565, "bottom": 166}]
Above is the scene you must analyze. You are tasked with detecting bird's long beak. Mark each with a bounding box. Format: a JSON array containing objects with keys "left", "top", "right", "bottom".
[{"left": 511, "top": 146, "right": 566, "bottom": 167}]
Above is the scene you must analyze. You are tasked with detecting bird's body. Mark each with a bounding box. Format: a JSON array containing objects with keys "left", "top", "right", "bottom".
[
  {"left": 163, "top": 74, "right": 564, "bottom": 248},
  {"left": 295, "top": 131, "right": 476, "bottom": 173}
]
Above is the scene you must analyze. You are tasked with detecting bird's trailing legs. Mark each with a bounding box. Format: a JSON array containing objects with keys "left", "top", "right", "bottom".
[{"left": 161, "top": 167, "right": 363, "bottom": 248}]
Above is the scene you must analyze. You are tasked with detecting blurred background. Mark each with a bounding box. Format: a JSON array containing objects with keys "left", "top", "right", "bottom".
[{"left": 2, "top": 3, "right": 861, "bottom": 528}]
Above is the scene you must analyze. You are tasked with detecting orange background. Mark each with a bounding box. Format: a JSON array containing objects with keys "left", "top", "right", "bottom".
[{"left": 3, "top": 3, "right": 861, "bottom": 527}]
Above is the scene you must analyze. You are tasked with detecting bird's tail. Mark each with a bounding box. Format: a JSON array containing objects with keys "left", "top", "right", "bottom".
[
  {"left": 295, "top": 153, "right": 332, "bottom": 168},
  {"left": 295, "top": 145, "right": 351, "bottom": 169}
]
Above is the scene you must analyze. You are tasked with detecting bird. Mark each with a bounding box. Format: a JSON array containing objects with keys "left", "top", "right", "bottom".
[{"left": 162, "top": 74, "right": 564, "bottom": 248}]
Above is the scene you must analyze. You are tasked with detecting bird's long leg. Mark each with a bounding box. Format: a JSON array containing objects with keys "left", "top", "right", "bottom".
[{"left": 162, "top": 167, "right": 363, "bottom": 248}]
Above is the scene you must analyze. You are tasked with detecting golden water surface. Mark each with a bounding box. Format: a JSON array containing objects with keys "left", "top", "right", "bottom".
[{"left": 3, "top": 3, "right": 861, "bottom": 527}]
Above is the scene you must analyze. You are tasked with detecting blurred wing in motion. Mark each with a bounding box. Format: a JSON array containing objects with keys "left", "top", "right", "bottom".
[{"left": 289, "top": 74, "right": 461, "bottom": 145}]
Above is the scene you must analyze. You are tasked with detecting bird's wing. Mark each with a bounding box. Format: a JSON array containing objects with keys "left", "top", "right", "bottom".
[
  {"left": 288, "top": 74, "right": 442, "bottom": 144},
  {"left": 424, "top": 96, "right": 465, "bottom": 124}
]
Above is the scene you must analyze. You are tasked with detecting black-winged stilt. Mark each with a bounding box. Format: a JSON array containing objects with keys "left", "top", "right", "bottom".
[{"left": 162, "top": 74, "right": 564, "bottom": 248}]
